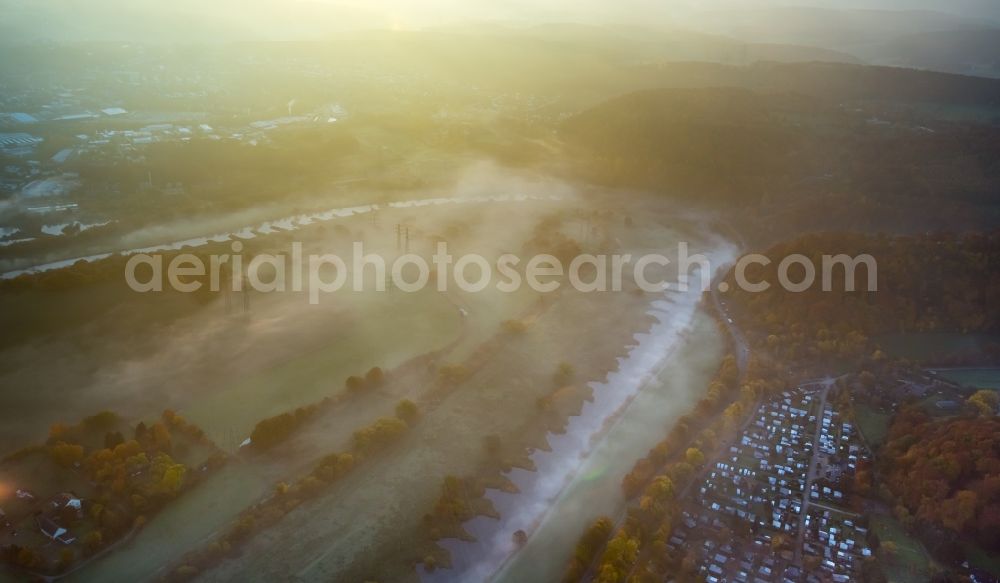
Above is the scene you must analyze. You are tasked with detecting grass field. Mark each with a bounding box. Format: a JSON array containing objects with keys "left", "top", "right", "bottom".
[
  {"left": 180, "top": 217, "right": 722, "bottom": 583},
  {"left": 854, "top": 403, "right": 890, "bottom": 448},
  {"left": 195, "top": 280, "right": 657, "bottom": 583},
  {"left": 68, "top": 198, "right": 578, "bottom": 581},
  {"left": 0, "top": 194, "right": 563, "bottom": 455},
  {"left": 875, "top": 332, "right": 1000, "bottom": 362},
  {"left": 935, "top": 368, "right": 1000, "bottom": 390},
  {"left": 75, "top": 461, "right": 286, "bottom": 583},
  {"left": 182, "top": 286, "right": 462, "bottom": 448},
  {"left": 76, "top": 352, "right": 449, "bottom": 583},
  {"left": 872, "top": 514, "right": 933, "bottom": 583},
  {"left": 964, "top": 541, "right": 1000, "bottom": 577},
  {"left": 9, "top": 194, "right": 714, "bottom": 582}
]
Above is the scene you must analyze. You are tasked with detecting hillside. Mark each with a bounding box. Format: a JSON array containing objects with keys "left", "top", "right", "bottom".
[
  {"left": 862, "top": 28, "right": 1000, "bottom": 78},
  {"left": 683, "top": 7, "right": 992, "bottom": 50},
  {"left": 560, "top": 80, "right": 1000, "bottom": 235},
  {"left": 635, "top": 61, "right": 1000, "bottom": 106},
  {"left": 560, "top": 87, "right": 799, "bottom": 200}
]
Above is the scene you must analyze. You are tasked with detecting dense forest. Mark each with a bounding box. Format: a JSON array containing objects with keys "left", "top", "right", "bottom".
[
  {"left": 634, "top": 61, "right": 1000, "bottom": 107},
  {"left": 561, "top": 87, "right": 801, "bottom": 201},
  {"left": 881, "top": 409, "right": 1000, "bottom": 552},
  {"left": 562, "top": 84, "right": 1000, "bottom": 236},
  {"left": 722, "top": 231, "right": 1000, "bottom": 360}
]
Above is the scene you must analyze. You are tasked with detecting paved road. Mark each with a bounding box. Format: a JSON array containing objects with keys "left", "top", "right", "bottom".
[
  {"left": 711, "top": 267, "right": 749, "bottom": 374},
  {"left": 793, "top": 378, "right": 837, "bottom": 565}
]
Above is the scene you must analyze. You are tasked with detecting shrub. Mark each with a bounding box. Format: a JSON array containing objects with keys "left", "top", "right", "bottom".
[
  {"left": 353, "top": 417, "right": 408, "bottom": 454},
  {"left": 395, "top": 399, "right": 419, "bottom": 423},
  {"left": 345, "top": 375, "right": 365, "bottom": 392},
  {"left": 365, "top": 367, "right": 385, "bottom": 385},
  {"left": 502, "top": 319, "right": 529, "bottom": 334}
]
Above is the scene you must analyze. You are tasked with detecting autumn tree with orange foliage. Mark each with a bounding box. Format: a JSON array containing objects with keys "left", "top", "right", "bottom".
[{"left": 880, "top": 407, "right": 1000, "bottom": 551}]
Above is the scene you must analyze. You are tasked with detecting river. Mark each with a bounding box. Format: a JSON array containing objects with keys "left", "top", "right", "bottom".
[
  {"left": 421, "top": 241, "right": 735, "bottom": 583},
  {"left": 0, "top": 194, "right": 560, "bottom": 280}
]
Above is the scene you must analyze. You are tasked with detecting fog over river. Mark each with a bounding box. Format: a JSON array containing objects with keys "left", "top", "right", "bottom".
[{"left": 422, "top": 240, "right": 736, "bottom": 583}]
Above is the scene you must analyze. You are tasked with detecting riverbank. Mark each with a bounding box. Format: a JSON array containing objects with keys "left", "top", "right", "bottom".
[
  {"left": 419, "top": 242, "right": 736, "bottom": 583},
  {"left": 493, "top": 308, "right": 724, "bottom": 583}
]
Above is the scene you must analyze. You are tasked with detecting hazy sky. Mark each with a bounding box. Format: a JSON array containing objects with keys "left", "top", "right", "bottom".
[
  {"left": 2, "top": 0, "right": 997, "bottom": 43},
  {"left": 305, "top": 0, "right": 1000, "bottom": 26},
  {"left": 251, "top": 0, "right": 1000, "bottom": 28}
]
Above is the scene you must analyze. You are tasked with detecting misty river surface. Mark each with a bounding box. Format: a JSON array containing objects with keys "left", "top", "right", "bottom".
[
  {"left": 421, "top": 243, "right": 734, "bottom": 583},
  {"left": 8, "top": 190, "right": 737, "bottom": 583},
  {"left": 0, "top": 194, "right": 559, "bottom": 279}
]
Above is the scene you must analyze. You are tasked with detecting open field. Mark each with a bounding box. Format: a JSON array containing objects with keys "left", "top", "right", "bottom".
[
  {"left": 76, "top": 357, "right": 449, "bottom": 583},
  {"left": 872, "top": 514, "right": 933, "bottom": 583},
  {"left": 75, "top": 460, "right": 290, "bottom": 583},
  {"left": 854, "top": 403, "right": 891, "bottom": 448},
  {"left": 195, "top": 283, "right": 658, "bottom": 583},
  {"left": 183, "top": 287, "right": 463, "bottom": 447},
  {"left": 0, "top": 193, "right": 601, "bottom": 580},
  {"left": 934, "top": 368, "right": 1000, "bottom": 390},
  {"left": 15, "top": 191, "right": 711, "bottom": 582},
  {"left": 0, "top": 193, "right": 572, "bottom": 450},
  {"left": 174, "top": 212, "right": 725, "bottom": 583},
  {"left": 875, "top": 332, "right": 1000, "bottom": 362},
  {"left": 0, "top": 280, "right": 463, "bottom": 453}
]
